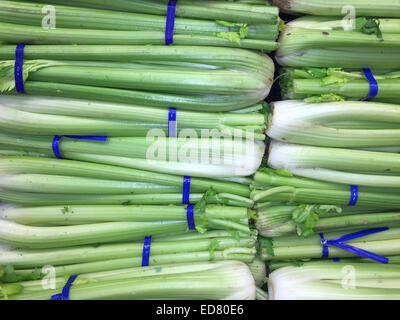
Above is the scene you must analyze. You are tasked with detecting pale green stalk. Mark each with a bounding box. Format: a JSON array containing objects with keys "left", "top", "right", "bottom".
[
  {"left": 267, "top": 141, "right": 400, "bottom": 187},
  {"left": 273, "top": 0, "right": 400, "bottom": 17},
  {"left": 251, "top": 169, "right": 400, "bottom": 208},
  {"left": 0, "top": 189, "right": 251, "bottom": 207},
  {"left": 260, "top": 228, "right": 400, "bottom": 261},
  {"left": 0, "top": 204, "right": 250, "bottom": 226},
  {"left": 0, "top": 219, "right": 189, "bottom": 249},
  {"left": 0, "top": 234, "right": 256, "bottom": 268},
  {"left": 288, "top": 16, "right": 400, "bottom": 33},
  {"left": 257, "top": 205, "right": 400, "bottom": 237},
  {"left": 267, "top": 100, "right": 400, "bottom": 147},
  {"left": 256, "top": 287, "right": 269, "bottom": 300},
  {"left": 0, "top": 133, "right": 265, "bottom": 178},
  {"left": 0, "top": 95, "right": 266, "bottom": 138},
  {"left": 24, "top": 0, "right": 280, "bottom": 24},
  {"left": 5, "top": 261, "right": 257, "bottom": 300},
  {"left": 276, "top": 17, "right": 400, "bottom": 68},
  {"left": 0, "top": 22, "right": 278, "bottom": 52},
  {"left": 277, "top": 26, "right": 400, "bottom": 57},
  {"left": 269, "top": 261, "right": 400, "bottom": 300},
  {"left": 247, "top": 256, "right": 267, "bottom": 286},
  {"left": 0, "top": 218, "right": 252, "bottom": 250},
  {"left": 280, "top": 68, "right": 400, "bottom": 101},
  {"left": 13, "top": 249, "right": 256, "bottom": 280},
  {"left": 0, "top": 44, "right": 275, "bottom": 110},
  {"left": 0, "top": 156, "right": 251, "bottom": 197},
  {"left": 0, "top": 1, "right": 278, "bottom": 40}
]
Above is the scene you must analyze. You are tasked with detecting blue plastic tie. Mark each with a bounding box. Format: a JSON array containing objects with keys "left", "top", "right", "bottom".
[
  {"left": 186, "top": 205, "right": 196, "bottom": 230},
  {"left": 319, "top": 227, "right": 390, "bottom": 264},
  {"left": 15, "top": 44, "right": 26, "bottom": 94},
  {"left": 348, "top": 185, "right": 359, "bottom": 206},
  {"left": 168, "top": 108, "right": 177, "bottom": 137},
  {"left": 165, "top": 0, "right": 177, "bottom": 45},
  {"left": 49, "top": 275, "right": 78, "bottom": 300},
  {"left": 363, "top": 68, "right": 379, "bottom": 101},
  {"left": 52, "top": 135, "right": 108, "bottom": 159},
  {"left": 182, "top": 176, "right": 191, "bottom": 204},
  {"left": 142, "top": 236, "right": 152, "bottom": 267}
]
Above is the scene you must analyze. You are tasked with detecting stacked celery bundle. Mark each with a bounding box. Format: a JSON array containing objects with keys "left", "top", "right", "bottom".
[
  {"left": 268, "top": 261, "right": 400, "bottom": 300},
  {"left": 273, "top": 0, "right": 400, "bottom": 18},
  {"left": 0, "top": 0, "right": 280, "bottom": 51},
  {"left": 0, "top": 45, "right": 275, "bottom": 110},
  {"left": 0, "top": 261, "right": 257, "bottom": 300},
  {"left": 276, "top": 16, "right": 400, "bottom": 103},
  {"left": 259, "top": 227, "right": 400, "bottom": 262},
  {"left": 253, "top": 100, "right": 400, "bottom": 237},
  {"left": 0, "top": 0, "right": 283, "bottom": 300},
  {"left": 255, "top": 4, "right": 400, "bottom": 300}
]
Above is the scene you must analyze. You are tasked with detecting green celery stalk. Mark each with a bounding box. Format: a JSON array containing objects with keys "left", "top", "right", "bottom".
[
  {"left": 273, "top": 0, "right": 400, "bottom": 17},
  {"left": 0, "top": 208, "right": 252, "bottom": 249},
  {"left": 0, "top": 22, "right": 279, "bottom": 52},
  {"left": 0, "top": 95, "right": 266, "bottom": 138},
  {"left": 0, "top": 204, "right": 250, "bottom": 226},
  {"left": 23, "top": 0, "right": 280, "bottom": 24},
  {"left": 0, "top": 156, "right": 251, "bottom": 197},
  {"left": 269, "top": 261, "right": 400, "bottom": 300},
  {"left": 0, "top": 1, "right": 278, "bottom": 40},
  {"left": 0, "top": 189, "right": 251, "bottom": 207},
  {"left": 256, "top": 204, "right": 400, "bottom": 237},
  {"left": 0, "top": 233, "right": 256, "bottom": 268},
  {"left": 266, "top": 141, "right": 400, "bottom": 188},
  {"left": 267, "top": 100, "right": 400, "bottom": 147},
  {"left": 5, "top": 261, "right": 256, "bottom": 300},
  {"left": 0, "top": 134, "right": 265, "bottom": 178},
  {"left": 0, "top": 44, "right": 275, "bottom": 111}
]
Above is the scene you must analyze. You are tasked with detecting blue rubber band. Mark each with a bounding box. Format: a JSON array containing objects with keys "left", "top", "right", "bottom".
[
  {"left": 363, "top": 68, "right": 379, "bottom": 101},
  {"left": 165, "top": 0, "right": 177, "bottom": 45},
  {"left": 182, "top": 176, "right": 191, "bottom": 204},
  {"left": 142, "top": 236, "right": 152, "bottom": 267},
  {"left": 348, "top": 185, "right": 359, "bottom": 206},
  {"left": 319, "top": 227, "right": 389, "bottom": 264},
  {"left": 52, "top": 135, "right": 64, "bottom": 159},
  {"left": 52, "top": 135, "right": 108, "bottom": 159},
  {"left": 49, "top": 275, "right": 78, "bottom": 300},
  {"left": 15, "top": 44, "right": 26, "bottom": 94},
  {"left": 319, "top": 233, "right": 329, "bottom": 258},
  {"left": 168, "top": 108, "right": 177, "bottom": 137},
  {"left": 186, "top": 205, "right": 196, "bottom": 230}
]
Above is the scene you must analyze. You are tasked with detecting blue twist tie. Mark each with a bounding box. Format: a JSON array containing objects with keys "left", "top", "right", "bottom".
[
  {"left": 15, "top": 44, "right": 26, "bottom": 94},
  {"left": 142, "top": 236, "right": 152, "bottom": 267},
  {"left": 52, "top": 135, "right": 108, "bottom": 159},
  {"left": 165, "top": 0, "right": 177, "bottom": 45},
  {"left": 363, "top": 68, "right": 379, "bottom": 101},
  {"left": 348, "top": 185, "right": 359, "bottom": 206},
  {"left": 186, "top": 205, "right": 196, "bottom": 230},
  {"left": 168, "top": 108, "right": 177, "bottom": 137},
  {"left": 319, "top": 227, "right": 390, "bottom": 264},
  {"left": 49, "top": 275, "right": 78, "bottom": 300},
  {"left": 182, "top": 176, "right": 191, "bottom": 204}
]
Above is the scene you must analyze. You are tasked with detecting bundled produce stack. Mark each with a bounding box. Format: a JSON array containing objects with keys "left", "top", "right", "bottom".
[
  {"left": 0, "top": 0, "right": 282, "bottom": 300},
  {"left": 1, "top": 0, "right": 399, "bottom": 302},
  {"left": 255, "top": 0, "right": 400, "bottom": 300}
]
